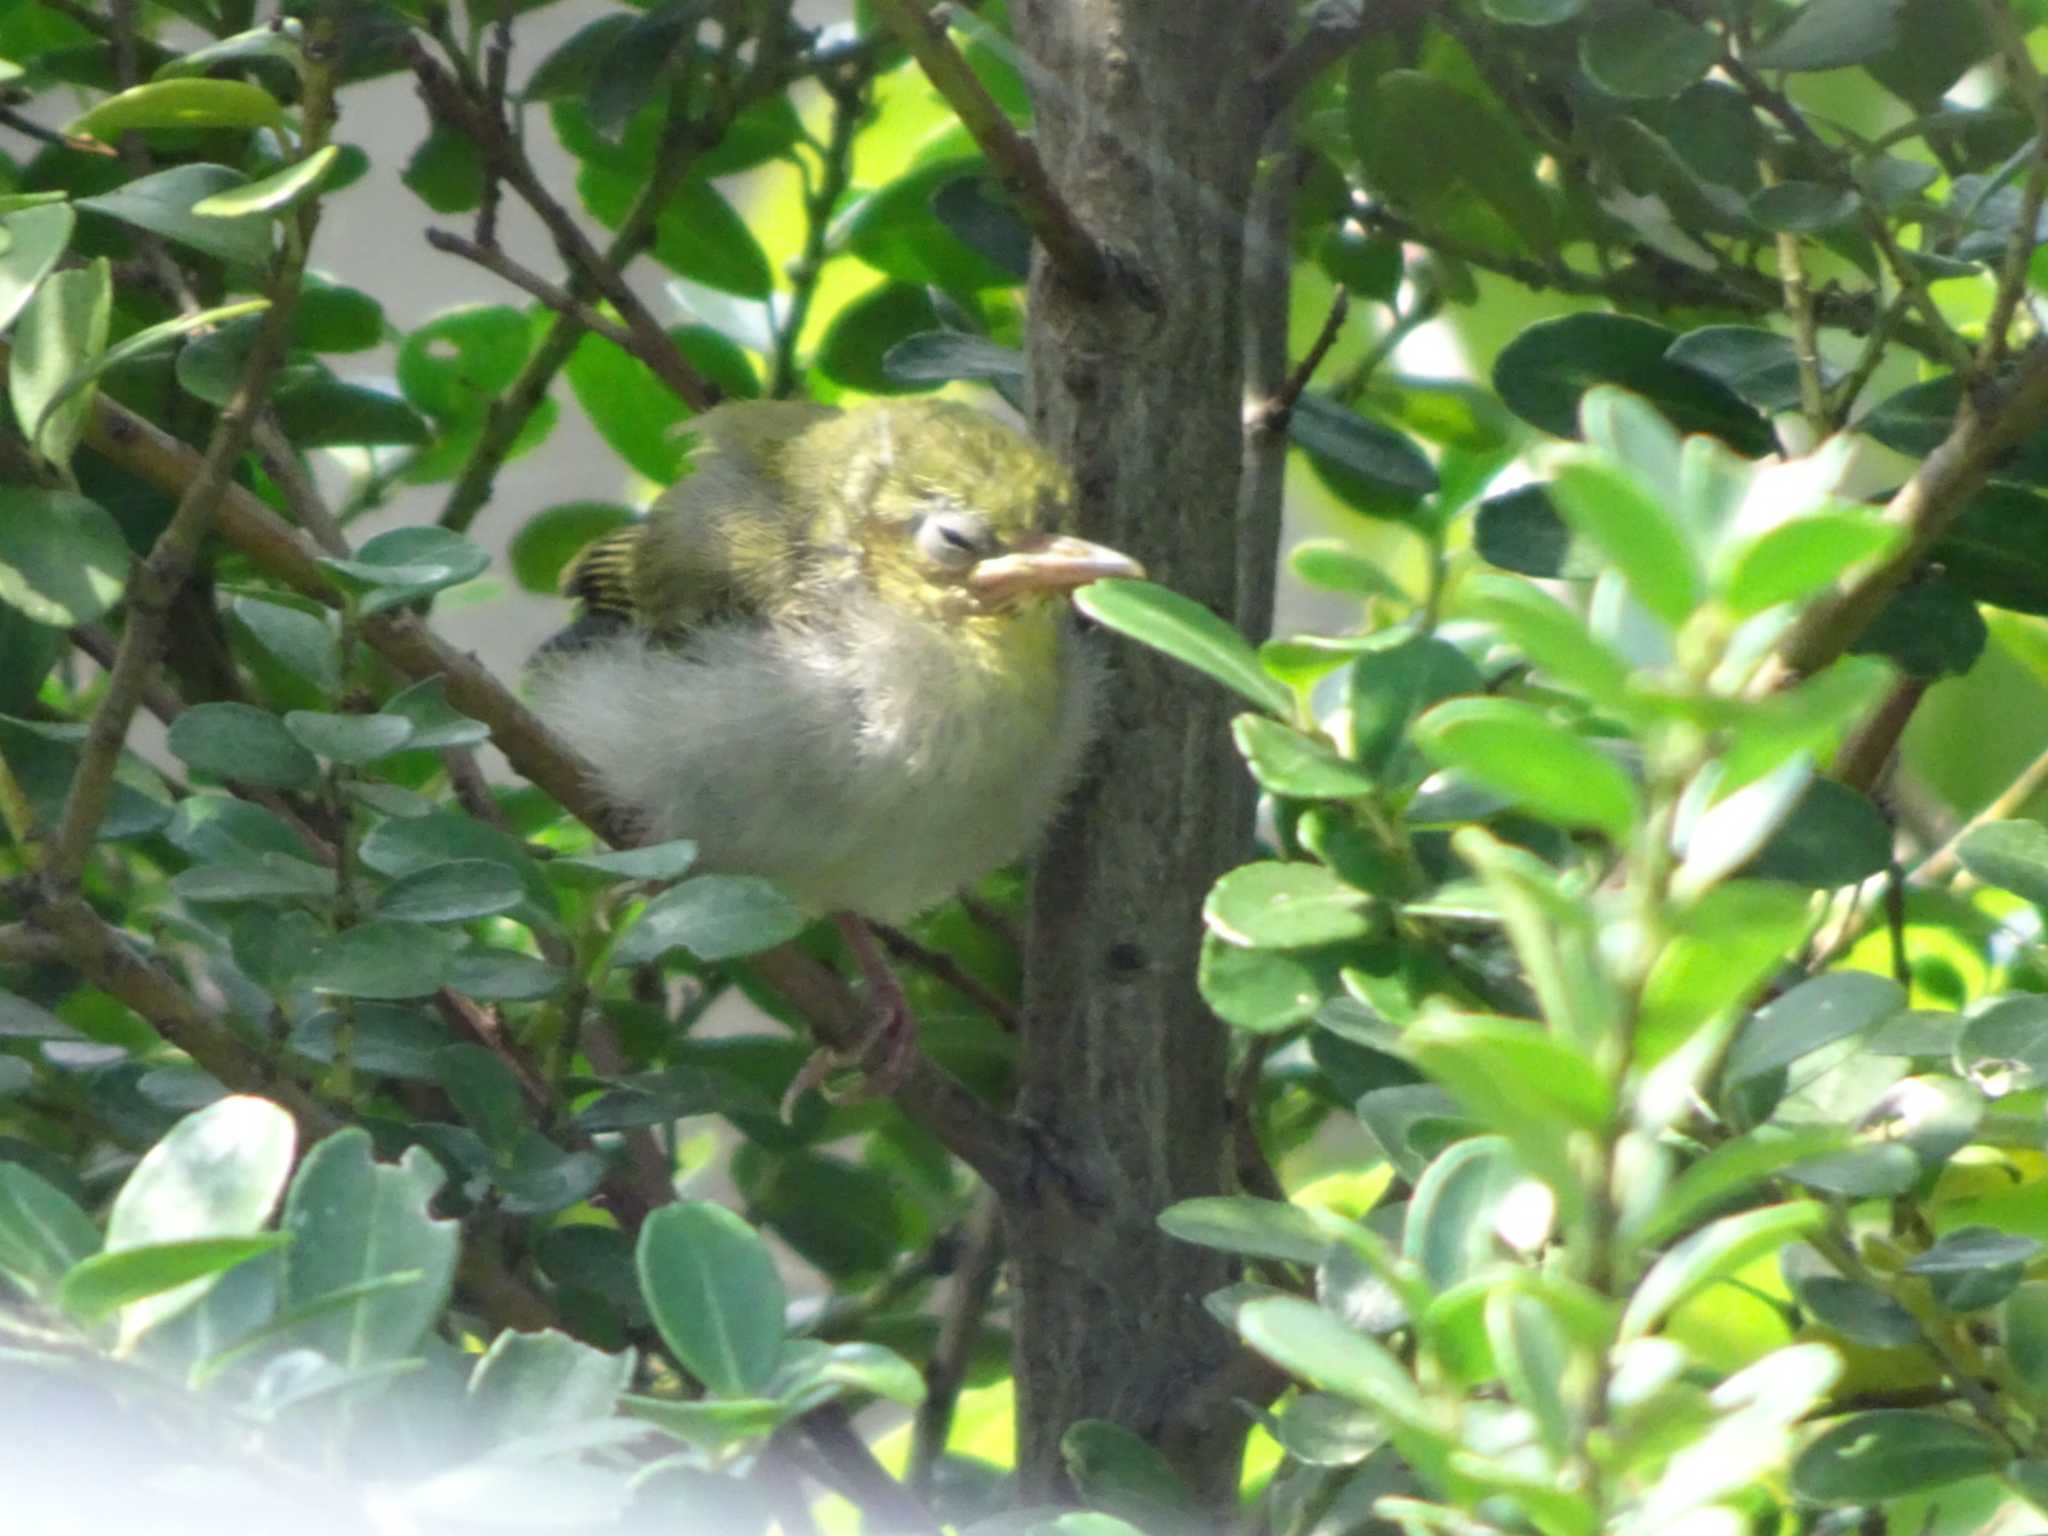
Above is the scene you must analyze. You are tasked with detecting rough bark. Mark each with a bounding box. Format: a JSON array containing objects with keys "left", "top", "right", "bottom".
[{"left": 1007, "top": 0, "right": 1288, "bottom": 1505}]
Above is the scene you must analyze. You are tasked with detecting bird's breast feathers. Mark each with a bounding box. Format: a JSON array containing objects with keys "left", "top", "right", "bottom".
[{"left": 531, "top": 594, "right": 1099, "bottom": 922}]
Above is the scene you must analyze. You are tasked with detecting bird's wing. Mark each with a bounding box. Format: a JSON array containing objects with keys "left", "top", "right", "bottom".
[{"left": 558, "top": 401, "right": 839, "bottom": 642}]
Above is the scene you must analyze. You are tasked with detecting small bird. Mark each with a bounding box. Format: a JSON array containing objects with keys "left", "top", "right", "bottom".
[{"left": 531, "top": 397, "right": 1144, "bottom": 1084}]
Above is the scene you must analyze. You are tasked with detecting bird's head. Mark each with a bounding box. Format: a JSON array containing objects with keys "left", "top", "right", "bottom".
[{"left": 796, "top": 400, "right": 1144, "bottom": 629}]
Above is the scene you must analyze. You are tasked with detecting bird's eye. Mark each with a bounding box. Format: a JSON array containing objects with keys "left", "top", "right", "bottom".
[{"left": 915, "top": 511, "right": 993, "bottom": 569}]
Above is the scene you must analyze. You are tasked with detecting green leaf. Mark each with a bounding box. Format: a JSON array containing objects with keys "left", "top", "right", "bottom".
[
  {"left": 510, "top": 503, "right": 637, "bottom": 594},
  {"left": 282, "top": 1130, "right": 457, "bottom": 1368},
  {"left": 1404, "top": 1135, "right": 1533, "bottom": 1288},
  {"left": 1580, "top": 3, "right": 1718, "bottom": 99},
  {"left": 0, "top": 486, "right": 129, "bottom": 627},
  {"left": 436, "top": 1044, "right": 527, "bottom": 1151},
  {"left": 167, "top": 702, "right": 320, "bottom": 789},
  {"left": 230, "top": 595, "right": 339, "bottom": 695},
  {"left": 448, "top": 949, "right": 564, "bottom": 1002},
  {"left": 1749, "top": 181, "right": 1861, "bottom": 234},
  {"left": 564, "top": 327, "right": 756, "bottom": 484},
  {"left": 0, "top": 204, "right": 76, "bottom": 336},
  {"left": 1723, "top": 971, "right": 1905, "bottom": 1086},
  {"left": 1235, "top": 1296, "right": 1433, "bottom": 1428},
  {"left": 1463, "top": 572, "right": 1632, "bottom": 710},
  {"left": 319, "top": 526, "right": 490, "bottom": 614},
  {"left": 191, "top": 144, "right": 340, "bottom": 218},
  {"left": 1473, "top": 485, "right": 1599, "bottom": 579},
  {"left": 615, "top": 875, "right": 807, "bottom": 965},
  {"left": 1743, "top": 776, "right": 1893, "bottom": 888},
  {"left": 2003, "top": 1282, "right": 2048, "bottom": 1396},
  {"left": 0, "top": 1163, "right": 99, "bottom": 1301},
  {"left": 302, "top": 921, "right": 458, "bottom": 999},
  {"left": 380, "top": 676, "right": 489, "bottom": 751},
  {"left": 931, "top": 175, "right": 1031, "bottom": 279},
  {"left": 1640, "top": 881, "right": 1816, "bottom": 1064},
  {"left": 78, "top": 164, "right": 273, "bottom": 268},
  {"left": 1354, "top": 71, "right": 1555, "bottom": 259},
  {"left": 1062, "top": 1421, "right": 1198, "bottom": 1529},
  {"left": 57, "top": 1233, "right": 287, "bottom": 1320},
  {"left": 467, "top": 1329, "right": 634, "bottom": 1444},
  {"left": 1956, "top": 819, "right": 2048, "bottom": 905},
  {"left": 1075, "top": 579, "right": 1294, "bottom": 715},
  {"left": 1632, "top": 1125, "right": 1846, "bottom": 1247},
  {"left": 1197, "top": 930, "right": 1340, "bottom": 1033},
  {"left": 9, "top": 257, "right": 109, "bottom": 467},
  {"left": 1850, "top": 574, "right": 1984, "bottom": 679},
  {"left": 1956, "top": 995, "right": 2048, "bottom": 1095},
  {"left": 1791, "top": 1411, "right": 2001, "bottom": 1500},
  {"left": 1796, "top": 1273, "right": 1920, "bottom": 1347},
  {"left": 1289, "top": 542, "right": 1405, "bottom": 601},
  {"left": 840, "top": 156, "right": 1020, "bottom": 297},
  {"left": 397, "top": 305, "right": 533, "bottom": 420},
  {"left": 151, "top": 20, "right": 305, "bottom": 80},
  {"left": 69, "top": 78, "right": 283, "bottom": 139},
  {"left": 43, "top": 300, "right": 271, "bottom": 454},
  {"left": 1904, "top": 1225, "right": 2039, "bottom": 1311},
  {"left": 1934, "top": 485, "right": 2048, "bottom": 615},
  {"left": 623, "top": 1394, "right": 792, "bottom": 1449},
  {"left": 1204, "top": 862, "right": 1377, "bottom": 949},
  {"left": 1548, "top": 463, "right": 1703, "bottom": 632},
  {"left": 547, "top": 839, "right": 699, "bottom": 886},
  {"left": 0, "top": 715, "right": 171, "bottom": 841},
  {"left": 401, "top": 125, "right": 485, "bottom": 213},
  {"left": 882, "top": 331, "right": 1026, "bottom": 387},
  {"left": 104, "top": 1095, "right": 296, "bottom": 1345},
  {"left": 637, "top": 1202, "right": 786, "bottom": 1398},
  {"left": 1288, "top": 394, "right": 1439, "bottom": 498},
  {"left": 1721, "top": 513, "right": 1901, "bottom": 615},
  {"left": 1412, "top": 697, "right": 1640, "bottom": 839},
  {"left": 171, "top": 852, "right": 337, "bottom": 904},
  {"left": 284, "top": 710, "right": 415, "bottom": 765},
  {"left": 1753, "top": 0, "right": 1901, "bottom": 71},
  {"left": 1480, "top": 0, "right": 1586, "bottom": 23},
  {"left": 1666, "top": 326, "right": 1822, "bottom": 414},
  {"left": 581, "top": 165, "right": 771, "bottom": 298},
  {"left": 294, "top": 280, "right": 384, "bottom": 353},
  {"left": 815, "top": 282, "right": 941, "bottom": 395},
  {"left": 1493, "top": 315, "right": 1773, "bottom": 452},
  {"left": 1232, "top": 715, "right": 1378, "bottom": 799},
  {"left": 1158, "top": 1196, "right": 1342, "bottom": 1265},
  {"left": 375, "top": 860, "right": 524, "bottom": 925},
  {"left": 1621, "top": 1201, "right": 1824, "bottom": 1338}
]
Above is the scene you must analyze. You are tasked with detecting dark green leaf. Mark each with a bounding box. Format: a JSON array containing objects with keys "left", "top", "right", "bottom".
[
  {"left": 1288, "top": 394, "right": 1438, "bottom": 498},
  {"left": 1849, "top": 575, "right": 1984, "bottom": 679},
  {"left": 816, "top": 283, "right": 941, "bottom": 395},
  {"left": 882, "top": 331, "right": 1025, "bottom": 387},
  {"left": 401, "top": 126, "right": 485, "bottom": 213},
  {"left": 1666, "top": 326, "right": 1824, "bottom": 414},
  {"left": 78, "top": 164, "right": 273, "bottom": 267},
  {"left": 1724, "top": 972, "right": 1906, "bottom": 1087},
  {"left": 1931, "top": 485, "right": 2048, "bottom": 614},
  {"left": 1580, "top": 4, "right": 1717, "bottom": 99},
  {"left": 1796, "top": 1274, "right": 1920, "bottom": 1347},
  {"left": 841, "top": 157, "right": 1020, "bottom": 296},
  {"left": 0, "top": 204, "right": 77, "bottom": 335},
  {"left": 172, "top": 853, "right": 337, "bottom": 904},
  {"left": 375, "top": 860, "right": 524, "bottom": 925},
  {"left": 1957, "top": 819, "right": 2048, "bottom": 906},
  {"left": 167, "top": 702, "right": 321, "bottom": 789},
  {"left": 1493, "top": 314, "right": 1773, "bottom": 452},
  {"left": 1753, "top": 0, "right": 1901, "bottom": 70},
  {"left": 0, "top": 1164, "right": 99, "bottom": 1301},
  {"left": 1791, "top": 1412, "right": 2001, "bottom": 1500},
  {"left": 1749, "top": 181, "right": 1861, "bottom": 233},
  {"left": 382, "top": 676, "right": 490, "bottom": 750},
  {"left": 1159, "top": 1197, "right": 1341, "bottom": 1265},
  {"left": 1353, "top": 71, "right": 1554, "bottom": 258},
  {"left": 302, "top": 921, "right": 458, "bottom": 999},
  {"left": 273, "top": 379, "right": 431, "bottom": 449},
  {"left": 615, "top": 875, "right": 806, "bottom": 964},
  {"left": 1197, "top": 931, "right": 1341, "bottom": 1033},
  {"left": 1743, "top": 777, "right": 1893, "bottom": 887},
  {"left": 1061, "top": 1421, "right": 1197, "bottom": 1530},
  {"left": 0, "top": 716, "right": 171, "bottom": 842},
  {"left": 319, "top": 526, "right": 491, "bottom": 613},
  {"left": 284, "top": 710, "right": 416, "bottom": 765},
  {"left": 932, "top": 175, "right": 1031, "bottom": 279},
  {"left": 397, "top": 306, "right": 532, "bottom": 421},
  {"left": 282, "top": 1130, "right": 457, "bottom": 1367},
  {"left": 0, "top": 486, "right": 129, "bottom": 627},
  {"left": 637, "top": 1202, "right": 786, "bottom": 1398},
  {"left": 436, "top": 1044, "right": 528, "bottom": 1151},
  {"left": 1232, "top": 715, "right": 1378, "bottom": 798},
  {"left": 580, "top": 166, "right": 771, "bottom": 298}
]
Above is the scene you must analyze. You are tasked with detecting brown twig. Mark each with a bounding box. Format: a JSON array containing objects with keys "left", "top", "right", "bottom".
[
  {"left": 865, "top": 0, "right": 1111, "bottom": 299},
  {"left": 1255, "top": 0, "right": 1439, "bottom": 119},
  {"left": 409, "top": 44, "right": 717, "bottom": 416},
  {"left": 1759, "top": 339, "right": 2048, "bottom": 688},
  {"left": 42, "top": 40, "right": 341, "bottom": 890},
  {"left": 1974, "top": 0, "right": 2048, "bottom": 367},
  {"left": 799, "top": 1405, "right": 945, "bottom": 1535},
  {"left": 424, "top": 228, "right": 709, "bottom": 406},
  {"left": 1248, "top": 287, "right": 1350, "bottom": 433},
  {"left": 0, "top": 922, "right": 64, "bottom": 965},
  {"left": 908, "top": 1194, "right": 1003, "bottom": 1491}
]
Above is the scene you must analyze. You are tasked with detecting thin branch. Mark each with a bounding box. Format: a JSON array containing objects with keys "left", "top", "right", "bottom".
[
  {"left": 771, "top": 68, "right": 871, "bottom": 398},
  {"left": 424, "top": 228, "right": 711, "bottom": 406},
  {"left": 409, "top": 44, "right": 717, "bottom": 417},
  {"left": 252, "top": 417, "right": 349, "bottom": 557},
  {"left": 0, "top": 105, "right": 117, "bottom": 156},
  {"left": 799, "top": 1405, "right": 945, "bottom": 1536},
  {"left": 1975, "top": 0, "right": 2048, "bottom": 367},
  {"left": 1255, "top": 0, "right": 1441, "bottom": 120},
  {"left": 1247, "top": 287, "right": 1350, "bottom": 433},
  {"left": 909, "top": 1194, "right": 1003, "bottom": 1491},
  {"left": 67, "top": 624, "right": 184, "bottom": 725},
  {"left": 0, "top": 922, "right": 63, "bottom": 966},
  {"left": 1916, "top": 744, "right": 2048, "bottom": 887},
  {"left": 41, "top": 36, "right": 342, "bottom": 890},
  {"left": 1761, "top": 339, "right": 2048, "bottom": 687},
  {"left": 865, "top": 0, "right": 1111, "bottom": 299},
  {"left": 1831, "top": 676, "right": 1929, "bottom": 796}
]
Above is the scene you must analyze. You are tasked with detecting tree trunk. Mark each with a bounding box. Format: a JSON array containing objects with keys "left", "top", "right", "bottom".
[{"left": 1007, "top": 0, "right": 1288, "bottom": 1505}]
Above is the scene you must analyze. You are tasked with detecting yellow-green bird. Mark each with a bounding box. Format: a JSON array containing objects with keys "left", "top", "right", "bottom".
[{"left": 532, "top": 397, "right": 1143, "bottom": 1079}]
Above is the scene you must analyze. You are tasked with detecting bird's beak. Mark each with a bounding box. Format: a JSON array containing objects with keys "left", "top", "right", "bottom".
[{"left": 967, "top": 533, "right": 1145, "bottom": 603}]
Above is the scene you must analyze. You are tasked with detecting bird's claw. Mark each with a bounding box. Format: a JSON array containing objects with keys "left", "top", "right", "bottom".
[{"left": 781, "top": 991, "right": 919, "bottom": 1118}]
